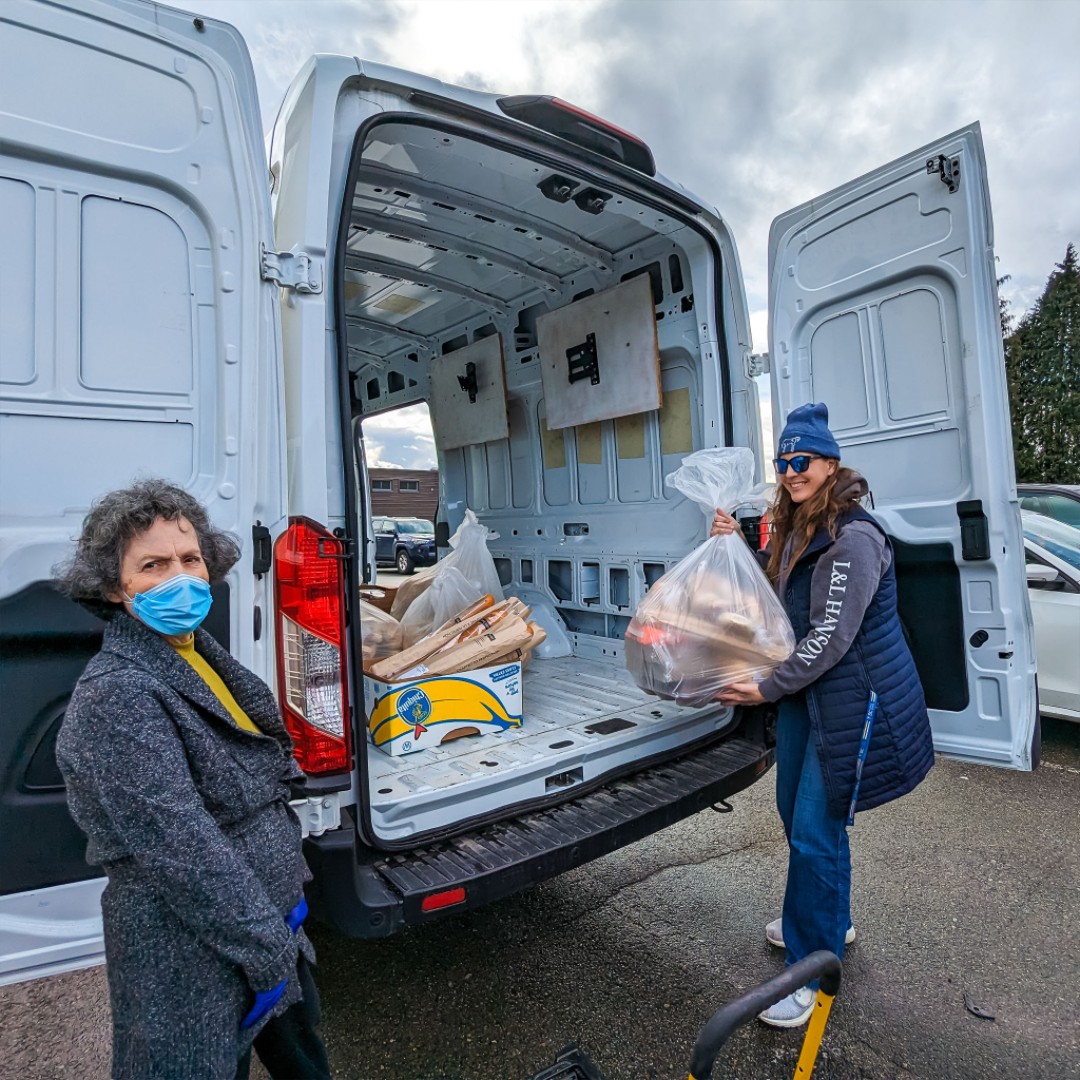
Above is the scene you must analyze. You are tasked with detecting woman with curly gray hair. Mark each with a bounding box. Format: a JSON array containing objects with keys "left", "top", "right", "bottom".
[{"left": 55, "top": 479, "right": 331, "bottom": 1080}]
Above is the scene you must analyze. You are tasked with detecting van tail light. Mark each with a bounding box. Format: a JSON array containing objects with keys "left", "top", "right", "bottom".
[
  {"left": 273, "top": 518, "right": 352, "bottom": 776},
  {"left": 759, "top": 512, "right": 771, "bottom": 551}
]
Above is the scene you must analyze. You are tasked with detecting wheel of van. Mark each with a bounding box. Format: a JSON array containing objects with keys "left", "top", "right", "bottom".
[{"left": 396, "top": 549, "right": 414, "bottom": 575}]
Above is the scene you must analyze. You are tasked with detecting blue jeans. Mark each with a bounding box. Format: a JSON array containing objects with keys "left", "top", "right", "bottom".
[{"left": 775, "top": 693, "right": 852, "bottom": 981}]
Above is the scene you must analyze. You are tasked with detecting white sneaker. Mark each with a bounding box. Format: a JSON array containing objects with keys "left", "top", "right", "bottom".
[
  {"left": 765, "top": 917, "right": 856, "bottom": 949},
  {"left": 758, "top": 985, "right": 816, "bottom": 1028}
]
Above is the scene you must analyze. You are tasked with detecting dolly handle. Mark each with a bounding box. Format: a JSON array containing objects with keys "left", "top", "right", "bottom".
[{"left": 687, "top": 950, "right": 841, "bottom": 1080}]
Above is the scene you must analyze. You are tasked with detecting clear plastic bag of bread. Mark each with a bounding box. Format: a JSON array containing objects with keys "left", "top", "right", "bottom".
[
  {"left": 399, "top": 565, "right": 484, "bottom": 648},
  {"left": 390, "top": 509, "right": 504, "bottom": 621},
  {"left": 359, "top": 599, "right": 404, "bottom": 671},
  {"left": 624, "top": 447, "right": 794, "bottom": 707}
]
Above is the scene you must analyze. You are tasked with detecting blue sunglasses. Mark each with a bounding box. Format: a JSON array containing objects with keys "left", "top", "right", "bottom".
[{"left": 773, "top": 453, "right": 824, "bottom": 475}]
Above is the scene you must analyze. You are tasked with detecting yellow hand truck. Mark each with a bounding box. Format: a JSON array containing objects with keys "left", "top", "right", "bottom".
[{"left": 528, "top": 950, "right": 842, "bottom": 1080}]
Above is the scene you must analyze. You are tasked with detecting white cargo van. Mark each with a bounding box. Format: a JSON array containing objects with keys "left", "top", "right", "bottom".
[{"left": 0, "top": 0, "right": 1038, "bottom": 985}]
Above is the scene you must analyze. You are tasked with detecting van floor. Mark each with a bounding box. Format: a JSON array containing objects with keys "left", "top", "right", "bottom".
[{"left": 365, "top": 653, "right": 730, "bottom": 842}]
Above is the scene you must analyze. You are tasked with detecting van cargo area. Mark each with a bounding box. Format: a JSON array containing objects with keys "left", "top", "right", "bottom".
[
  {"left": 366, "top": 654, "right": 735, "bottom": 841},
  {"left": 340, "top": 117, "right": 747, "bottom": 842}
]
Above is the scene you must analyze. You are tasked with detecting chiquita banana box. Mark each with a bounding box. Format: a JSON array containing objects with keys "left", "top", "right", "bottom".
[{"left": 365, "top": 663, "right": 523, "bottom": 756}]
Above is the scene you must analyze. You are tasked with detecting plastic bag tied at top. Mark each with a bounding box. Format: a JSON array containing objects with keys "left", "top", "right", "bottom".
[
  {"left": 390, "top": 507, "right": 505, "bottom": 631},
  {"left": 624, "top": 448, "right": 795, "bottom": 707}
]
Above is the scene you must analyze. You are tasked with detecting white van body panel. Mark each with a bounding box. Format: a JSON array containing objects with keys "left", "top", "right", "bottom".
[
  {"left": 0, "top": 880, "right": 106, "bottom": 987},
  {"left": 268, "top": 58, "right": 767, "bottom": 519},
  {"left": 768, "top": 124, "right": 1037, "bottom": 769},
  {"left": 0, "top": 0, "right": 283, "bottom": 983},
  {"left": 268, "top": 58, "right": 774, "bottom": 843}
]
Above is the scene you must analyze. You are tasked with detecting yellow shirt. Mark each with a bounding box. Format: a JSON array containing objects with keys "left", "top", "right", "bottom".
[{"left": 170, "top": 635, "right": 261, "bottom": 734}]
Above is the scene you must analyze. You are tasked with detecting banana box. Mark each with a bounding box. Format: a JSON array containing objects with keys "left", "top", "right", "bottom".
[{"left": 364, "top": 662, "right": 522, "bottom": 757}]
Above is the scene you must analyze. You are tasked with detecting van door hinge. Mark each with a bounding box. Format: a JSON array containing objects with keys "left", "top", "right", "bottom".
[
  {"left": 260, "top": 245, "right": 323, "bottom": 293},
  {"left": 926, "top": 154, "right": 961, "bottom": 194},
  {"left": 747, "top": 350, "right": 770, "bottom": 377}
]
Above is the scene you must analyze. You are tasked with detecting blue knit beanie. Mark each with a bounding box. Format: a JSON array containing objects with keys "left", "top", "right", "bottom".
[{"left": 777, "top": 402, "right": 841, "bottom": 459}]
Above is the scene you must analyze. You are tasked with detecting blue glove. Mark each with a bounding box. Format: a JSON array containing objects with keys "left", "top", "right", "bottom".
[
  {"left": 285, "top": 895, "right": 308, "bottom": 935},
  {"left": 241, "top": 978, "right": 288, "bottom": 1030}
]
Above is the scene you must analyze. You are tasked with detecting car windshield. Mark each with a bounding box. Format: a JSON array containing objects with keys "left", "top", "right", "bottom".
[
  {"left": 1019, "top": 487, "right": 1080, "bottom": 528},
  {"left": 396, "top": 520, "right": 434, "bottom": 534},
  {"left": 1021, "top": 510, "right": 1080, "bottom": 572}
]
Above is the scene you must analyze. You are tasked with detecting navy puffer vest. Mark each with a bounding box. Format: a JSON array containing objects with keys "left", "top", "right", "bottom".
[{"left": 784, "top": 507, "right": 935, "bottom": 817}]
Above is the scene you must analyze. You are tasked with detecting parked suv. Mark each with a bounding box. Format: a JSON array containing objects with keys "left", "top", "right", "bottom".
[{"left": 374, "top": 517, "right": 437, "bottom": 574}]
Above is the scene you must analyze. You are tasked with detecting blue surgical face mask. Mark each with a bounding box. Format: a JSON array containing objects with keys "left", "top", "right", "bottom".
[{"left": 125, "top": 574, "right": 212, "bottom": 636}]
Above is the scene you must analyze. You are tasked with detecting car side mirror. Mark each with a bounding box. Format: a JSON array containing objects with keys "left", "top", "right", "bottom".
[{"left": 1026, "top": 564, "right": 1061, "bottom": 589}]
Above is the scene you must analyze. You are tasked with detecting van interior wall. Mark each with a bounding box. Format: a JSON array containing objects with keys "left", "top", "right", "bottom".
[
  {"left": 338, "top": 120, "right": 741, "bottom": 841},
  {"left": 344, "top": 122, "right": 719, "bottom": 658}
]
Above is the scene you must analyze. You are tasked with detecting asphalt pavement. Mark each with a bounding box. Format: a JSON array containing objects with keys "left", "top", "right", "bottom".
[{"left": 3, "top": 717, "right": 1077, "bottom": 1080}]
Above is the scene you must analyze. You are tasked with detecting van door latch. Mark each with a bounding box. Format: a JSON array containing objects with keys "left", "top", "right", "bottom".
[
  {"left": 926, "top": 155, "right": 961, "bottom": 193},
  {"left": 566, "top": 333, "right": 600, "bottom": 385},
  {"left": 260, "top": 245, "right": 324, "bottom": 293}
]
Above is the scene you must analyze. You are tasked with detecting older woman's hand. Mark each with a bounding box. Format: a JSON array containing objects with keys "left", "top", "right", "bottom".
[
  {"left": 715, "top": 682, "right": 765, "bottom": 706},
  {"left": 710, "top": 509, "right": 739, "bottom": 538}
]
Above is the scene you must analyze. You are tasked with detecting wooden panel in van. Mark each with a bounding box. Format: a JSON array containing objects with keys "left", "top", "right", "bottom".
[
  {"left": 536, "top": 275, "right": 661, "bottom": 430},
  {"left": 429, "top": 335, "right": 508, "bottom": 451}
]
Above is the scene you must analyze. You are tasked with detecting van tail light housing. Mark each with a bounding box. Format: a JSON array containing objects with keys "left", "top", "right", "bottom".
[
  {"left": 496, "top": 95, "right": 656, "bottom": 176},
  {"left": 273, "top": 518, "right": 352, "bottom": 776},
  {"left": 759, "top": 512, "right": 771, "bottom": 551}
]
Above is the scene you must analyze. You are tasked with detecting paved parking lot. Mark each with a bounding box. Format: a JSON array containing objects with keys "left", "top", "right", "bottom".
[{"left": 4, "top": 718, "right": 1078, "bottom": 1080}]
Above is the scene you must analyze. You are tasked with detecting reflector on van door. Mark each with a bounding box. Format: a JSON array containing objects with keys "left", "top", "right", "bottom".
[
  {"left": 274, "top": 519, "right": 353, "bottom": 775},
  {"left": 497, "top": 95, "right": 656, "bottom": 176}
]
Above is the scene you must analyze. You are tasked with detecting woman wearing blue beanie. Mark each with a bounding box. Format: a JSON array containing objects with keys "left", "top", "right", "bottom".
[{"left": 712, "top": 402, "right": 934, "bottom": 1028}]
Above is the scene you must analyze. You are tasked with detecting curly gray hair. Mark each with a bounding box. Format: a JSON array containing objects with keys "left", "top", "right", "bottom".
[{"left": 54, "top": 478, "right": 242, "bottom": 606}]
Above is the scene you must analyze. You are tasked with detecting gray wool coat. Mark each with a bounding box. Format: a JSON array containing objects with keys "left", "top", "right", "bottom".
[{"left": 56, "top": 611, "right": 316, "bottom": 1080}]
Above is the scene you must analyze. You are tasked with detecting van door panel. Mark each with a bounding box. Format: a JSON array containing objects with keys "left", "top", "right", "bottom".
[
  {"left": 0, "top": 0, "right": 281, "bottom": 984},
  {"left": 769, "top": 124, "right": 1037, "bottom": 770}
]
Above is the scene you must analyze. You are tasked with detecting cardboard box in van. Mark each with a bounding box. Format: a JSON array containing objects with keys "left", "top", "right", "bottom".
[
  {"left": 365, "top": 663, "right": 523, "bottom": 757},
  {"left": 0, "top": 0, "right": 1039, "bottom": 985}
]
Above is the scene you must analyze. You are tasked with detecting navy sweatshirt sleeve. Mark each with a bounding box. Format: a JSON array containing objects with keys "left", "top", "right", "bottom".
[{"left": 758, "top": 520, "right": 890, "bottom": 702}]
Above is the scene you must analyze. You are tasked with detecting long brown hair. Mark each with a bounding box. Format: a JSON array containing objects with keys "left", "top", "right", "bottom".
[{"left": 765, "top": 464, "right": 862, "bottom": 583}]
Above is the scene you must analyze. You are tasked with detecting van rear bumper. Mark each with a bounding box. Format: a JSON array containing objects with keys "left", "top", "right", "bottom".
[{"left": 303, "top": 732, "right": 774, "bottom": 938}]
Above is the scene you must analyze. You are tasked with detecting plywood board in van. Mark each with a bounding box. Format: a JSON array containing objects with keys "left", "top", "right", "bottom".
[
  {"left": 429, "top": 336, "right": 509, "bottom": 451},
  {"left": 537, "top": 275, "right": 661, "bottom": 431}
]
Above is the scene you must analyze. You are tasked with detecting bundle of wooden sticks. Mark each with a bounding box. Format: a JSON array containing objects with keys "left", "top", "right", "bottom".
[{"left": 366, "top": 595, "right": 547, "bottom": 682}]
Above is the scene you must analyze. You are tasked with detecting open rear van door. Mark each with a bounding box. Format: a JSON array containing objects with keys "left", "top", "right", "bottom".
[
  {"left": 0, "top": 0, "right": 284, "bottom": 983},
  {"left": 767, "top": 124, "right": 1037, "bottom": 770}
]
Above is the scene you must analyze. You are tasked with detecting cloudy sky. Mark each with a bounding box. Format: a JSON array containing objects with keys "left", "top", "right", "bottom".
[{"left": 197, "top": 0, "right": 1079, "bottom": 467}]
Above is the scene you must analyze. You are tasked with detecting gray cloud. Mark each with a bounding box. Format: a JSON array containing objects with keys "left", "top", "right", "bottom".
[
  {"left": 197, "top": 0, "right": 1077, "bottom": 330},
  {"left": 577, "top": 0, "right": 1080, "bottom": 322},
  {"left": 198, "top": 0, "right": 408, "bottom": 130}
]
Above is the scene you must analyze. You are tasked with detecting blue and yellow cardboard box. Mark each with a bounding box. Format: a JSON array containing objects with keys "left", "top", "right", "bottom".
[{"left": 364, "top": 662, "right": 523, "bottom": 756}]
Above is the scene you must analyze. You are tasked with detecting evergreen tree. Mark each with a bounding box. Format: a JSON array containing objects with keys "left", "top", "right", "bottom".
[{"left": 1004, "top": 244, "right": 1079, "bottom": 483}]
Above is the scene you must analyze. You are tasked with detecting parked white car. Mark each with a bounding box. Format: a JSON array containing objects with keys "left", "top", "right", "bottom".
[{"left": 1022, "top": 511, "right": 1080, "bottom": 722}]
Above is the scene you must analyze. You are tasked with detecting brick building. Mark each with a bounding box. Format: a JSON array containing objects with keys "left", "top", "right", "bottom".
[{"left": 369, "top": 468, "right": 439, "bottom": 524}]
